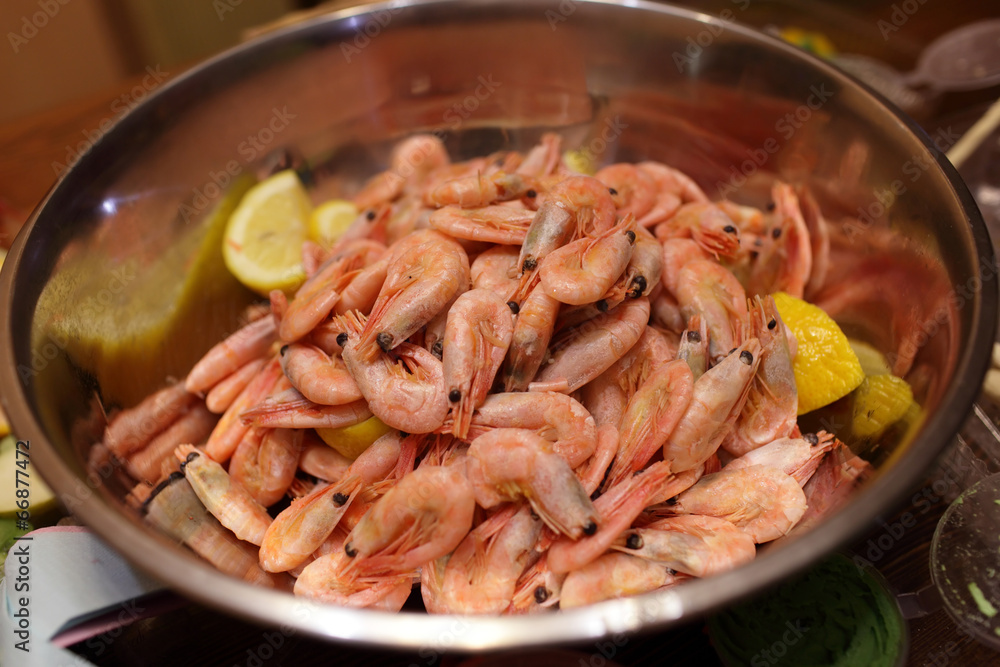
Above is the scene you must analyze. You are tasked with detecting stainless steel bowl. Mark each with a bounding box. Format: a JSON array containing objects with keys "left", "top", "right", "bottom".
[{"left": 1, "top": 0, "right": 995, "bottom": 651}]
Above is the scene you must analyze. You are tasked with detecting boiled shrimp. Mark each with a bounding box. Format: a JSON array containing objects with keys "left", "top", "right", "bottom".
[
  {"left": 507, "top": 555, "right": 565, "bottom": 613},
  {"left": 613, "top": 515, "right": 756, "bottom": 578},
  {"left": 466, "top": 429, "right": 598, "bottom": 539},
  {"left": 675, "top": 258, "right": 747, "bottom": 363},
  {"left": 239, "top": 387, "right": 373, "bottom": 430},
  {"left": 725, "top": 431, "right": 836, "bottom": 486},
  {"left": 470, "top": 244, "right": 521, "bottom": 301},
  {"left": 560, "top": 552, "right": 676, "bottom": 608},
  {"left": 124, "top": 403, "right": 218, "bottom": 484},
  {"left": 229, "top": 427, "right": 303, "bottom": 507},
  {"left": 501, "top": 283, "right": 560, "bottom": 391},
  {"left": 103, "top": 381, "right": 197, "bottom": 459},
  {"left": 297, "top": 431, "right": 351, "bottom": 482},
  {"left": 186, "top": 315, "right": 277, "bottom": 395},
  {"left": 429, "top": 204, "right": 536, "bottom": 245},
  {"left": 595, "top": 163, "right": 657, "bottom": 220},
  {"left": 636, "top": 161, "right": 709, "bottom": 227},
  {"left": 538, "top": 216, "right": 637, "bottom": 305},
  {"left": 278, "top": 343, "right": 362, "bottom": 406},
  {"left": 427, "top": 171, "right": 537, "bottom": 208},
  {"left": 654, "top": 202, "right": 741, "bottom": 259},
  {"left": 676, "top": 315, "right": 709, "bottom": 380},
  {"left": 515, "top": 132, "right": 563, "bottom": 177},
  {"left": 662, "top": 339, "right": 761, "bottom": 473},
  {"left": 748, "top": 182, "right": 812, "bottom": 299},
  {"left": 205, "top": 357, "right": 265, "bottom": 414},
  {"left": 295, "top": 549, "right": 412, "bottom": 610},
  {"left": 442, "top": 289, "right": 514, "bottom": 439}
]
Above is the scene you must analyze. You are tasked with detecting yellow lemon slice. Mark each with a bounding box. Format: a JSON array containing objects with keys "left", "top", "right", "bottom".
[
  {"left": 773, "top": 292, "right": 865, "bottom": 415},
  {"left": 849, "top": 340, "right": 893, "bottom": 377},
  {"left": 223, "top": 169, "right": 311, "bottom": 296},
  {"left": 308, "top": 199, "right": 358, "bottom": 246},
  {"left": 852, "top": 374, "right": 915, "bottom": 439},
  {"left": 563, "top": 149, "right": 597, "bottom": 176},
  {"left": 316, "top": 416, "right": 395, "bottom": 460}
]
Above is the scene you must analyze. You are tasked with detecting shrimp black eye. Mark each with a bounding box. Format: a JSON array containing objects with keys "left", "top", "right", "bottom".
[
  {"left": 449, "top": 388, "right": 461, "bottom": 403},
  {"left": 332, "top": 492, "right": 348, "bottom": 506},
  {"left": 625, "top": 229, "right": 636, "bottom": 244},
  {"left": 608, "top": 187, "right": 618, "bottom": 196},
  {"left": 629, "top": 275, "right": 647, "bottom": 298},
  {"left": 626, "top": 533, "right": 644, "bottom": 550},
  {"left": 279, "top": 344, "right": 289, "bottom": 356},
  {"left": 344, "top": 543, "right": 358, "bottom": 558},
  {"left": 522, "top": 257, "right": 537, "bottom": 272},
  {"left": 526, "top": 189, "right": 537, "bottom": 198},
  {"left": 184, "top": 451, "right": 200, "bottom": 465},
  {"left": 582, "top": 520, "right": 598, "bottom": 536},
  {"left": 766, "top": 201, "right": 776, "bottom": 211},
  {"left": 686, "top": 329, "right": 701, "bottom": 343},
  {"left": 665, "top": 495, "right": 678, "bottom": 506},
  {"left": 399, "top": 431, "right": 410, "bottom": 438},
  {"left": 376, "top": 332, "right": 393, "bottom": 352},
  {"left": 723, "top": 225, "right": 737, "bottom": 234},
  {"left": 767, "top": 318, "right": 777, "bottom": 330},
  {"left": 804, "top": 433, "right": 819, "bottom": 446},
  {"left": 507, "top": 300, "right": 520, "bottom": 314},
  {"left": 740, "top": 350, "right": 754, "bottom": 365},
  {"left": 336, "top": 332, "right": 348, "bottom": 347},
  {"left": 365, "top": 210, "right": 377, "bottom": 221},
  {"left": 728, "top": 347, "right": 738, "bottom": 356},
  {"left": 772, "top": 227, "right": 782, "bottom": 239},
  {"left": 596, "top": 299, "right": 609, "bottom": 312},
  {"left": 534, "top": 586, "right": 550, "bottom": 603},
  {"left": 431, "top": 340, "right": 443, "bottom": 359}
]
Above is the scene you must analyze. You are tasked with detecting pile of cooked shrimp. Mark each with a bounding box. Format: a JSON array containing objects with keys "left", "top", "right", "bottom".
[{"left": 103, "top": 133, "right": 872, "bottom": 613}]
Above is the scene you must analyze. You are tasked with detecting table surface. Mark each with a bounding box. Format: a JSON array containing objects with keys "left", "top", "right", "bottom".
[{"left": 4, "top": 3, "right": 1000, "bottom": 666}]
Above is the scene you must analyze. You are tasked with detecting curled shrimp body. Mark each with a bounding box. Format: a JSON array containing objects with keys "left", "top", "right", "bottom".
[
  {"left": 547, "top": 460, "right": 673, "bottom": 575},
  {"left": 333, "top": 254, "right": 389, "bottom": 317},
  {"left": 186, "top": 315, "right": 277, "bottom": 395},
  {"left": 501, "top": 284, "right": 560, "bottom": 391},
  {"left": 176, "top": 445, "right": 272, "bottom": 546},
  {"left": 229, "top": 427, "right": 303, "bottom": 507},
  {"left": 538, "top": 216, "right": 637, "bottom": 306},
  {"left": 278, "top": 343, "right": 362, "bottom": 406},
  {"left": 343, "top": 464, "right": 476, "bottom": 576},
  {"left": 610, "top": 225, "right": 662, "bottom": 301},
  {"left": 104, "top": 382, "right": 196, "bottom": 459},
  {"left": 258, "top": 433, "right": 403, "bottom": 572},
  {"left": 517, "top": 175, "right": 617, "bottom": 284},
  {"left": 466, "top": 429, "right": 598, "bottom": 539},
  {"left": 295, "top": 549, "right": 412, "bottom": 610},
  {"left": 577, "top": 424, "right": 620, "bottom": 496},
  {"left": 560, "top": 552, "right": 676, "bottom": 609},
  {"left": 613, "top": 515, "right": 756, "bottom": 578},
  {"left": 205, "top": 358, "right": 265, "bottom": 414},
  {"left": 596, "top": 163, "right": 657, "bottom": 220},
  {"left": 724, "top": 296, "right": 797, "bottom": 457},
  {"left": 466, "top": 391, "right": 597, "bottom": 468},
  {"left": 427, "top": 171, "right": 537, "bottom": 208},
  {"left": 675, "top": 258, "right": 747, "bottom": 364},
  {"left": 604, "top": 359, "right": 694, "bottom": 490},
  {"left": 662, "top": 339, "right": 762, "bottom": 473},
  {"left": 124, "top": 403, "right": 218, "bottom": 484},
  {"left": 298, "top": 432, "right": 351, "bottom": 482},
  {"left": 636, "top": 161, "right": 709, "bottom": 227},
  {"left": 341, "top": 317, "right": 449, "bottom": 433},
  {"left": 239, "top": 388, "right": 373, "bottom": 430},
  {"left": 516, "top": 132, "right": 563, "bottom": 177},
  {"left": 725, "top": 431, "right": 836, "bottom": 486},
  {"left": 442, "top": 289, "right": 514, "bottom": 439},
  {"left": 531, "top": 296, "right": 649, "bottom": 394},
  {"left": 654, "top": 203, "right": 741, "bottom": 259},
  {"left": 471, "top": 244, "right": 521, "bottom": 301},
  {"left": 429, "top": 205, "right": 535, "bottom": 245},
  {"left": 356, "top": 229, "right": 470, "bottom": 361},
  {"left": 660, "top": 237, "right": 712, "bottom": 298},
  {"left": 669, "top": 464, "right": 807, "bottom": 543},
  {"left": 432, "top": 504, "right": 543, "bottom": 614},
  {"left": 748, "top": 182, "right": 813, "bottom": 299}
]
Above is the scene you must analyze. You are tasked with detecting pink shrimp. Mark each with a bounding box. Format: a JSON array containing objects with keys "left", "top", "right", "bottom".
[
  {"left": 636, "top": 160, "right": 709, "bottom": 227},
  {"left": 176, "top": 444, "right": 272, "bottom": 546},
  {"left": 204, "top": 357, "right": 283, "bottom": 462},
  {"left": 798, "top": 186, "right": 830, "bottom": 299},
  {"left": 662, "top": 339, "right": 762, "bottom": 473},
  {"left": 278, "top": 343, "right": 362, "bottom": 406},
  {"left": 229, "top": 427, "right": 303, "bottom": 507},
  {"left": 660, "top": 237, "right": 712, "bottom": 297},
  {"left": 654, "top": 202, "right": 741, "bottom": 259},
  {"left": 538, "top": 216, "right": 637, "bottom": 305},
  {"left": 294, "top": 549, "right": 412, "bottom": 610},
  {"left": 530, "top": 296, "right": 649, "bottom": 394},
  {"left": 783, "top": 442, "right": 872, "bottom": 538},
  {"left": 605, "top": 225, "right": 662, "bottom": 302},
  {"left": 239, "top": 388, "right": 373, "bottom": 430},
  {"left": 123, "top": 403, "right": 218, "bottom": 484},
  {"left": 676, "top": 315, "right": 709, "bottom": 380},
  {"left": 427, "top": 171, "right": 537, "bottom": 208},
  {"left": 333, "top": 254, "right": 390, "bottom": 316},
  {"left": 547, "top": 460, "right": 674, "bottom": 575},
  {"left": 466, "top": 429, "right": 598, "bottom": 539},
  {"left": 604, "top": 359, "right": 694, "bottom": 489},
  {"left": 355, "top": 229, "right": 470, "bottom": 361},
  {"left": 258, "top": 433, "right": 404, "bottom": 572},
  {"left": 186, "top": 315, "right": 277, "bottom": 395},
  {"left": 103, "top": 381, "right": 197, "bottom": 459},
  {"left": 724, "top": 295, "right": 797, "bottom": 457},
  {"left": 516, "top": 132, "right": 563, "bottom": 177},
  {"left": 725, "top": 431, "right": 836, "bottom": 486},
  {"left": 675, "top": 258, "right": 747, "bottom": 363},
  {"left": 507, "top": 555, "right": 565, "bottom": 613},
  {"left": 613, "top": 515, "right": 756, "bottom": 578},
  {"left": 667, "top": 464, "right": 807, "bottom": 543},
  {"left": 470, "top": 244, "right": 521, "bottom": 301},
  {"left": 342, "top": 464, "right": 476, "bottom": 576},
  {"left": 501, "top": 283, "right": 560, "bottom": 391},
  {"left": 560, "top": 552, "right": 676, "bottom": 609},
  {"left": 576, "top": 424, "right": 620, "bottom": 496},
  {"left": 205, "top": 358, "right": 265, "bottom": 414},
  {"left": 297, "top": 432, "right": 352, "bottom": 482},
  {"left": 596, "top": 163, "right": 657, "bottom": 220},
  {"left": 442, "top": 289, "right": 514, "bottom": 439},
  {"left": 466, "top": 391, "right": 597, "bottom": 468},
  {"left": 748, "top": 182, "right": 812, "bottom": 299},
  {"left": 428, "top": 205, "right": 536, "bottom": 245}
]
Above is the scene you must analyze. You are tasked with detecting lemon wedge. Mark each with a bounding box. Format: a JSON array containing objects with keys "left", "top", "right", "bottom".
[
  {"left": 852, "top": 374, "right": 915, "bottom": 439},
  {"left": 849, "top": 340, "right": 893, "bottom": 377},
  {"left": 223, "top": 169, "right": 311, "bottom": 296},
  {"left": 563, "top": 149, "right": 597, "bottom": 176},
  {"left": 773, "top": 292, "right": 865, "bottom": 415},
  {"left": 309, "top": 199, "right": 358, "bottom": 246},
  {"left": 316, "top": 416, "right": 395, "bottom": 460}
]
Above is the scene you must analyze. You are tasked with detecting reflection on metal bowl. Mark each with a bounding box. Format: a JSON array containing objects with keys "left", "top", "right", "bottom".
[{"left": 0, "top": 0, "right": 994, "bottom": 651}]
